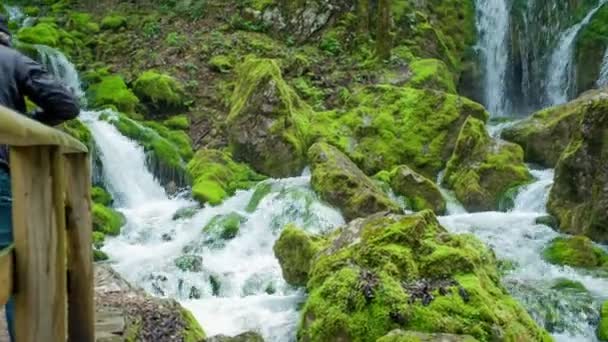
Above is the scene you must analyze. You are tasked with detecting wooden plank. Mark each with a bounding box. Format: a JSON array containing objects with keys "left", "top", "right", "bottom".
[
  {"left": 65, "top": 153, "right": 95, "bottom": 342},
  {"left": 0, "top": 105, "right": 87, "bottom": 153},
  {"left": 52, "top": 148, "right": 67, "bottom": 340},
  {"left": 11, "top": 146, "right": 66, "bottom": 342},
  {"left": 0, "top": 245, "right": 13, "bottom": 306}
]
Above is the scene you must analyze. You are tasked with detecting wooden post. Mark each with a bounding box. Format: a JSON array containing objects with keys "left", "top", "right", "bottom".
[
  {"left": 11, "top": 146, "right": 67, "bottom": 342},
  {"left": 0, "top": 245, "right": 13, "bottom": 306},
  {"left": 65, "top": 153, "right": 94, "bottom": 342}
]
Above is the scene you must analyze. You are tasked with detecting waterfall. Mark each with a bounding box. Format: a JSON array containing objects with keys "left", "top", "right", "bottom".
[
  {"left": 34, "top": 45, "right": 86, "bottom": 101},
  {"left": 545, "top": 0, "right": 608, "bottom": 105},
  {"left": 597, "top": 48, "right": 608, "bottom": 87},
  {"left": 475, "top": 0, "right": 511, "bottom": 117}
]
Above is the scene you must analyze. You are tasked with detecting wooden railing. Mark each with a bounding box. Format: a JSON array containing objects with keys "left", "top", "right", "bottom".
[{"left": 0, "top": 105, "right": 94, "bottom": 342}]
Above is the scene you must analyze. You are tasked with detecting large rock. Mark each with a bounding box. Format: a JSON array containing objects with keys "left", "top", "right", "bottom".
[
  {"left": 94, "top": 265, "right": 206, "bottom": 342},
  {"left": 377, "top": 330, "right": 478, "bottom": 342},
  {"left": 377, "top": 165, "right": 446, "bottom": 215},
  {"left": 206, "top": 331, "right": 264, "bottom": 342},
  {"left": 500, "top": 91, "right": 608, "bottom": 167},
  {"left": 227, "top": 57, "right": 311, "bottom": 178},
  {"left": 542, "top": 236, "right": 608, "bottom": 269},
  {"left": 133, "top": 70, "right": 187, "bottom": 117},
  {"left": 443, "top": 116, "right": 532, "bottom": 212},
  {"left": 548, "top": 98, "right": 608, "bottom": 242},
  {"left": 308, "top": 142, "right": 400, "bottom": 221},
  {"left": 291, "top": 211, "right": 551, "bottom": 341},
  {"left": 273, "top": 224, "right": 324, "bottom": 287},
  {"left": 310, "top": 86, "right": 488, "bottom": 178}
]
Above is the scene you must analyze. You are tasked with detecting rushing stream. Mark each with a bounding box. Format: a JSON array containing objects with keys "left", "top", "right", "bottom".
[{"left": 26, "top": 5, "right": 608, "bottom": 339}]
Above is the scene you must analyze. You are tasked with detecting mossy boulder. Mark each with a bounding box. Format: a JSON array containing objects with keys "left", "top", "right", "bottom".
[
  {"left": 535, "top": 215, "right": 559, "bottom": 230},
  {"left": 206, "top": 332, "right": 264, "bottom": 342},
  {"left": 103, "top": 113, "right": 189, "bottom": 187},
  {"left": 599, "top": 301, "right": 608, "bottom": 341},
  {"left": 174, "top": 254, "right": 203, "bottom": 272},
  {"left": 17, "top": 23, "right": 61, "bottom": 47},
  {"left": 311, "top": 86, "right": 488, "bottom": 178},
  {"left": 542, "top": 236, "right": 608, "bottom": 269},
  {"left": 92, "top": 187, "right": 113, "bottom": 206},
  {"left": 547, "top": 98, "right": 608, "bottom": 243},
  {"left": 67, "top": 12, "right": 100, "bottom": 34},
  {"left": 92, "top": 203, "right": 126, "bottom": 236},
  {"left": 202, "top": 212, "right": 246, "bottom": 246},
  {"left": 308, "top": 142, "right": 400, "bottom": 221},
  {"left": 133, "top": 71, "right": 187, "bottom": 115},
  {"left": 550, "top": 278, "right": 588, "bottom": 293},
  {"left": 245, "top": 181, "right": 273, "bottom": 213},
  {"left": 172, "top": 206, "right": 199, "bottom": 221},
  {"left": 378, "top": 165, "right": 446, "bottom": 214},
  {"left": 407, "top": 59, "right": 457, "bottom": 94},
  {"left": 94, "top": 249, "right": 109, "bottom": 262},
  {"left": 164, "top": 115, "right": 190, "bottom": 131},
  {"left": 273, "top": 224, "right": 325, "bottom": 287},
  {"left": 209, "top": 55, "right": 234, "bottom": 73},
  {"left": 501, "top": 91, "right": 602, "bottom": 167},
  {"left": 180, "top": 307, "right": 206, "bottom": 342},
  {"left": 87, "top": 76, "right": 139, "bottom": 114},
  {"left": 443, "top": 116, "right": 532, "bottom": 212},
  {"left": 101, "top": 15, "right": 127, "bottom": 30},
  {"left": 575, "top": 5, "right": 608, "bottom": 95},
  {"left": 377, "top": 330, "right": 478, "bottom": 342},
  {"left": 227, "top": 56, "right": 311, "bottom": 178},
  {"left": 295, "top": 211, "right": 551, "bottom": 341},
  {"left": 187, "top": 149, "right": 264, "bottom": 205},
  {"left": 62, "top": 119, "right": 93, "bottom": 149}
]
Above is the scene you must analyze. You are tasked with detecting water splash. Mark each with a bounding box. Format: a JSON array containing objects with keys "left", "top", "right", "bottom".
[
  {"left": 34, "top": 45, "right": 86, "bottom": 102},
  {"left": 475, "top": 0, "right": 511, "bottom": 117},
  {"left": 545, "top": 0, "right": 608, "bottom": 105}
]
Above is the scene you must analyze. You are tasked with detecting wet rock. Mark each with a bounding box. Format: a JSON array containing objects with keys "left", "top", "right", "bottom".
[
  {"left": 273, "top": 224, "right": 324, "bottom": 286},
  {"left": 206, "top": 331, "right": 264, "bottom": 342},
  {"left": 377, "top": 330, "right": 479, "bottom": 342},
  {"left": 308, "top": 142, "right": 400, "bottom": 221},
  {"left": 203, "top": 212, "right": 246, "bottom": 247},
  {"left": 542, "top": 236, "right": 608, "bottom": 269},
  {"left": 174, "top": 254, "right": 203, "bottom": 272},
  {"left": 443, "top": 116, "right": 532, "bottom": 212},
  {"left": 172, "top": 206, "right": 200, "bottom": 220},
  {"left": 377, "top": 165, "right": 446, "bottom": 214},
  {"left": 535, "top": 215, "right": 559, "bottom": 230},
  {"left": 547, "top": 98, "right": 608, "bottom": 243}
]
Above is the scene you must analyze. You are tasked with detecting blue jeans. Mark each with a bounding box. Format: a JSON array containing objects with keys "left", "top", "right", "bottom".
[{"left": 0, "top": 169, "right": 14, "bottom": 341}]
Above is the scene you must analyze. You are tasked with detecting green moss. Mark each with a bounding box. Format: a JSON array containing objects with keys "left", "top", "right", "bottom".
[
  {"left": 144, "top": 121, "right": 193, "bottom": 160},
  {"left": 209, "top": 55, "right": 234, "bottom": 73},
  {"left": 163, "top": 115, "right": 190, "bottom": 131},
  {"left": 543, "top": 236, "right": 608, "bottom": 268},
  {"left": 575, "top": 5, "right": 608, "bottom": 94},
  {"left": 550, "top": 279, "right": 587, "bottom": 293},
  {"left": 381, "top": 165, "right": 446, "bottom": 214},
  {"left": 23, "top": 6, "right": 40, "bottom": 17},
  {"left": 17, "top": 23, "right": 61, "bottom": 47},
  {"left": 273, "top": 224, "right": 325, "bottom": 286},
  {"left": 93, "top": 249, "right": 109, "bottom": 262},
  {"left": 101, "top": 15, "right": 127, "bottom": 30},
  {"left": 228, "top": 56, "right": 311, "bottom": 177},
  {"left": 245, "top": 182, "right": 273, "bottom": 213},
  {"left": 62, "top": 119, "right": 93, "bottom": 148},
  {"left": 92, "top": 231, "right": 105, "bottom": 249},
  {"left": 377, "top": 330, "right": 479, "bottom": 342},
  {"left": 87, "top": 76, "right": 139, "bottom": 114},
  {"left": 203, "top": 212, "right": 246, "bottom": 245},
  {"left": 180, "top": 308, "right": 206, "bottom": 342},
  {"left": 310, "top": 86, "right": 488, "bottom": 177},
  {"left": 599, "top": 301, "right": 608, "bottom": 341},
  {"left": 174, "top": 254, "right": 203, "bottom": 272},
  {"left": 68, "top": 12, "right": 100, "bottom": 33},
  {"left": 297, "top": 211, "right": 551, "bottom": 342},
  {"left": 92, "top": 204, "right": 125, "bottom": 236},
  {"left": 92, "top": 187, "right": 112, "bottom": 206},
  {"left": 308, "top": 142, "right": 400, "bottom": 221},
  {"left": 133, "top": 71, "right": 186, "bottom": 110},
  {"left": 407, "top": 59, "right": 457, "bottom": 94},
  {"left": 187, "top": 149, "right": 265, "bottom": 205},
  {"left": 443, "top": 116, "right": 532, "bottom": 212}
]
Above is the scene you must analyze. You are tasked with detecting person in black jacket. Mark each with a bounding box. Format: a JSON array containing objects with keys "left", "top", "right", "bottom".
[{"left": 0, "top": 16, "right": 80, "bottom": 341}]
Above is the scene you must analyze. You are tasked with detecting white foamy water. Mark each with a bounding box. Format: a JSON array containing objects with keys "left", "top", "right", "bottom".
[
  {"left": 35, "top": 45, "right": 87, "bottom": 101},
  {"left": 546, "top": 0, "right": 608, "bottom": 105},
  {"left": 597, "top": 48, "right": 608, "bottom": 87},
  {"left": 475, "top": 0, "right": 511, "bottom": 117}
]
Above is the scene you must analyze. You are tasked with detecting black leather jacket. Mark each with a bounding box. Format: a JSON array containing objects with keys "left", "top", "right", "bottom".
[{"left": 0, "top": 44, "right": 80, "bottom": 170}]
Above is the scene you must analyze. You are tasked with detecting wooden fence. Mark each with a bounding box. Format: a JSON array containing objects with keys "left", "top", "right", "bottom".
[{"left": 0, "top": 105, "right": 94, "bottom": 341}]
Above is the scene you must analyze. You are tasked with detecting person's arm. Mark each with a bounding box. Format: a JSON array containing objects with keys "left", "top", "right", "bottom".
[{"left": 15, "top": 53, "right": 80, "bottom": 126}]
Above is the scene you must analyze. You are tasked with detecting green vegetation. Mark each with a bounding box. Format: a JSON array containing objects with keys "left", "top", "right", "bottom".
[
  {"left": 599, "top": 301, "right": 608, "bottom": 341},
  {"left": 543, "top": 236, "right": 608, "bottom": 269},
  {"left": 180, "top": 308, "right": 206, "bottom": 342},
  {"left": 92, "top": 187, "right": 113, "bottom": 206},
  {"left": 407, "top": 59, "right": 457, "bottom": 94},
  {"left": 133, "top": 71, "right": 186, "bottom": 112},
  {"left": 273, "top": 224, "right": 325, "bottom": 286},
  {"left": 88, "top": 76, "right": 139, "bottom": 114},
  {"left": 92, "top": 203, "right": 125, "bottom": 236},
  {"left": 101, "top": 15, "right": 127, "bottom": 30}
]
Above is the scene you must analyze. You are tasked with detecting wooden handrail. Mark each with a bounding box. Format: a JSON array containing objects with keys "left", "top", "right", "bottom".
[{"left": 0, "top": 105, "right": 94, "bottom": 342}]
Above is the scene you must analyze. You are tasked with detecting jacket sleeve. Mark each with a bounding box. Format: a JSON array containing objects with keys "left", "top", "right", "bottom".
[{"left": 15, "top": 54, "right": 80, "bottom": 126}]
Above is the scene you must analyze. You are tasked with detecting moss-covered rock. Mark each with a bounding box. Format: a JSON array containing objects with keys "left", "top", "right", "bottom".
[
  {"left": 67, "top": 12, "right": 100, "bottom": 34},
  {"left": 206, "top": 331, "right": 264, "bottom": 342},
  {"left": 501, "top": 91, "right": 601, "bottom": 167},
  {"left": 542, "top": 236, "right": 608, "bottom": 269},
  {"left": 202, "top": 212, "right": 246, "bottom": 246},
  {"left": 547, "top": 98, "right": 608, "bottom": 243},
  {"left": 575, "top": 5, "right": 608, "bottom": 95},
  {"left": 92, "top": 203, "right": 126, "bottom": 236},
  {"left": 88, "top": 76, "right": 139, "bottom": 114},
  {"left": 133, "top": 70, "right": 186, "bottom": 115},
  {"left": 599, "top": 301, "right": 608, "bottom": 341},
  {"left": 101, "top": 15, "right": 127, "bottom": 30},
  {"left": 443, "top": 116, "right": 532, "bottom": 212},
  {"left": 16, "top": 23, "right": 61, "bottom": 47},
  {"left": 92, "top": 186, "right": 113, "bottom": 206},
  {"left": 296, "top": 211, "right": 551, "bottom": 341},
  {"left": 535, "top": 215, "right": 559, "bottom": 230},
  {"left": 308, "top": 142, "right": 400, "bottom": 221},
  {"left": 407, "top": 59, "right": 457, "bottom": 94},
  {"left": 311, "top": 86, "right": 488, "bottom": 178},
  {"left": 245, "top": 181, "right": 273, "bottom": 213},
  {"left": 377, "top": 330, "right": 478, "bottom": 342},
  {"left": 174, "top": 254, "right": 203, "bottom": 272},
  {"left": 273, "top": 224, "right": 325, "bottom": 287},
  {"left": 94, "top": 249, "right": 109, "bottom": 262},
  {"left": 62, "top": 119, "right": 93, "bottom": 149},
  {"left": 164, "top": 115, "right": 190, "bottom": 131},
  {"left": 172, "top": 206, "right": 199, "bottom": 221},
  {"left": 550, "top": 278, "right": 588, "bottom": 293},
  {"left": 227, "top": 56, "right": 311, "bottom": 178},
  {"left": 209, "top": 55, "right": 234, "bottom": 73},
  {"left": 187, "top": 149, "right": 264, "bottom": 205},
  {"left": 180, "top": 307, "right": 206, "bottom": 342},
  {"left": 378, "top": 165, "right": 446, "bottom": 214}
]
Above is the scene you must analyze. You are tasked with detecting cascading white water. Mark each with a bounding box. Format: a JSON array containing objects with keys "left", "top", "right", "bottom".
[
  {"left": 597, "top": 48, "right": 608, "bottom": 87},
  {"left": 34, "top": 45, "right": 87, "bottom": 101},
  {"left": 475, "top": 0, "right": 511, "bottom": 117},
  {"left": 545, "top": 0, "right": 608, "bottom": 105}
]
